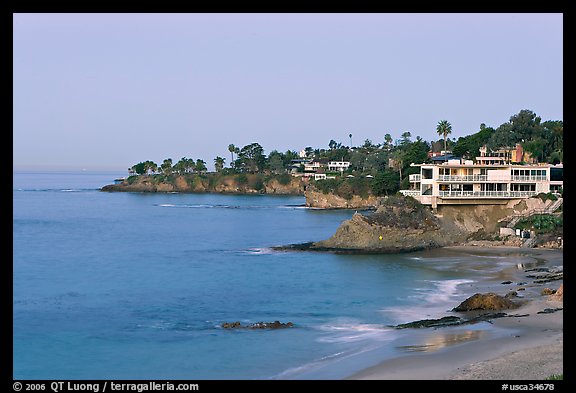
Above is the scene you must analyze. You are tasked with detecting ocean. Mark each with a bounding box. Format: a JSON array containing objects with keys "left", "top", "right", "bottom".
[{"left": 13, "top": 171, "right": 532, "bottom": 380}]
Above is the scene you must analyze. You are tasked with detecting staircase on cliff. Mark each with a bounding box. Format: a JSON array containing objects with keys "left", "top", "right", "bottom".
[{"left": 506, "top": 197, "right": 563, "bottom": 229}]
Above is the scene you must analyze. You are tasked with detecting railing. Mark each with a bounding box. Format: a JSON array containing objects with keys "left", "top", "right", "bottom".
[
  {"left": 437, "top": 175, "right": 488, "bottom": 182},
  {"left": 438, "top": 191, "right": 538, "bottom": 198},
  {"left": 399, "top": 190, "right": 422, "bottom": 197},
  {"left": 505, "top": 197, "right": 562, "bottom": 228},
  {"left": 510, "top": 175, "right": 547, "bottom": 181},
  {"left": 409, "top": 174, "right": 421, "bottom": 182}
]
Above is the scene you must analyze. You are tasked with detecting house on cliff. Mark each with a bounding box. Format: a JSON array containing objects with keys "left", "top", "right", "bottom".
[{"left": 400, "top": 156, "right": 563, "bottom": 209}]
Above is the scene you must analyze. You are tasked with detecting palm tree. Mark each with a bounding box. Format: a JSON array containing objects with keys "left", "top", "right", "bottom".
[
  {"left": 228, "top": 144, "right": 236, "bottom": 165},
  {"left": 349, "top": 133, "right": 353, "bottom": 148},
  {"left": 214, "top": 156, "right": 226, "bottom": 172},
  {"left": 436, "top": 120, "right": 452, "bottom": 161},
  {"left": 384, "top": 133, "right": 393, "bottom": 150}
]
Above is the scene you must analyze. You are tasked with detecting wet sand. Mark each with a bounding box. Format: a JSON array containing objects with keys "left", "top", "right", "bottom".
[{"left": 347, "top": 246, "right": 563, "bottom": 380}]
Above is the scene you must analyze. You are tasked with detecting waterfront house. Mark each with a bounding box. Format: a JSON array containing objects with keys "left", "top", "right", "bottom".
[{"left": 400, "top": 158, "right": 563, "bottom": 208}]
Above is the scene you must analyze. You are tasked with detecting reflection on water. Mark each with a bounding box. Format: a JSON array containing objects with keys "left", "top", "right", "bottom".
[{"left": 396, "top": 329, "right": 484, "bottom": 352}]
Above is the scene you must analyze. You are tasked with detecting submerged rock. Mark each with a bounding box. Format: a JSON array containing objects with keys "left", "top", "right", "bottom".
[
  {"left": 394, "top": 316, "right": 463, "bottom": 329},
  {"left": 392, "top": 312, "right": 509, "bottom": 329},
  {"left": 452, "top": 293, "right": 519, "bottom": 312},
  {"left": 221, "top": 321, "right": 294, "bottom": 329}
]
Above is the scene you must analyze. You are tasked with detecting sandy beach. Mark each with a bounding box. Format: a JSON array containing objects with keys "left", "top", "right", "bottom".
[{"left": 347, "top": 245, "right": 563, "bottom": 380}]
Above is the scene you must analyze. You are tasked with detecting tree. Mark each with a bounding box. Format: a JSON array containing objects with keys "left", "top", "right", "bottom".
[
  {"left": 371, "top": 169, "right": 400, "bottom": 196},
  {"left": 236, "top": 143, "right": 266, "bottom": 173},
  {"left": 160, "top": 158, "right": 173, "bottom": 175},
  {"left": 214, "top": 156, "right": 226, "bottom": 172},
  {"left": 329, "top": 139, "right": 338, "bottom": 150},
  {"left": 174, "top": 157, "right": 194, "bottom": 174},
  {"left": 131, "top": 162, "right": 147, "bottom": 175},
  {"left": 267, "top": 151, "right": 285, "bottom": 174},
  {"left": 400, "top": 131, "right": 412, "bottom": 145},
  {"left": 195, "top": 159, "right": 207, "bottom": 173},
  {"left": 384, "top": 133, "right": 393, "bottom": 150},
  {"left": 228, "top": 144, "right": 237, "bottom": 166},
  {"left": 349, "top": 133, "right": 353, "bottom": 148},
  {"left": 436, "top": 120, "right": 452, "bottom": 160}
]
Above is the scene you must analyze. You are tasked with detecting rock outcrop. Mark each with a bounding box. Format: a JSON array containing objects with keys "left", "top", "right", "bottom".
[
  {"left": 392, "top": 313, "right": 509, "bottom": 329},
  {"left": 548, "top": 284, "right": 563, "bottom": 302},
  {"left": 304, "top": 187, "right": 381, "bottom": 209},
  {"left": 452, "top": 293, "right": 520, "bottom": 312},
  {"left": 101, "top": 174, "right": 306, "bottom": 195},
  {"left": 221, "top": 321, "right": 294, "bottom": 329},
  {"left": 306, "top": 195, "right": 465, "bottom": 253}
]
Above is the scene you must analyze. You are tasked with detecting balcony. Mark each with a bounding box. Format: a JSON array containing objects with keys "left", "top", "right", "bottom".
[
  {"left": 399, "top": 189, "right": 422, "bottom": 197},
  {"left": 437, "top": 175, "right": 488, "bottom": 182},
  {"left": 438, "top": 191, "right": 538, "bottom": 198},
  {"left": 510, "top": 175, "right": 547, "bottom": 182},
  {"left": 409, "top": 174, "right": 421, "bottom": 182}
]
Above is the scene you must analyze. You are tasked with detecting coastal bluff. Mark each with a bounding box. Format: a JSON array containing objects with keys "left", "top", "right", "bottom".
[
  {"left": 279, "top": 195, "right": 557, "bottom": 253},
  {"left": 101, "top": 173, "right": 306, "bottom": 195}
]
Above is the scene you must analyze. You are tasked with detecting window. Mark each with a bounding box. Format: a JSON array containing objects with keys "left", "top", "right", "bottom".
[{"left": 422, "top": 168, "right": 433, "bottom": 179}]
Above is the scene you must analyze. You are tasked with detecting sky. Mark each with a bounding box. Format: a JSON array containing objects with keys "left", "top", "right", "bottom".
[{"left": 13, "top": 13, "right": 563, "bottom": 172}]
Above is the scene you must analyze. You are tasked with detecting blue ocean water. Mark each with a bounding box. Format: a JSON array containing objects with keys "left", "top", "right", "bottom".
[{"left": 13, "top": 171, "right": 508, "bottom": 380}]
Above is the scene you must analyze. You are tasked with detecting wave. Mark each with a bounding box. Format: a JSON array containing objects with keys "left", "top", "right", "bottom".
[
  {"left": 155, "top": 203, "right": 236, "bottom": 209},
  {"left": 316, "top": 320, "right": 396, "bottom": 344},
  {"left": 381, "top": 279, "right": 475, "bottom": 323},
  {"left": 241, "top": 247, "right": 276, "bottom": 255},
  {"left": 272, "top": 321, "right": 397, "bottom": 380}
]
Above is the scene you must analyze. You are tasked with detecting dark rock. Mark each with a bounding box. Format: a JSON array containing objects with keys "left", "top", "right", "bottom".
[
  {"left": 517, "top": 287, "right": 526, "bottom": 291},
  {"left": 505, "top": 291, "right": 518, "bottom": 298},
  {"left": 537, "top": 308, "right": 563, "bottom": 314},
  {"left": 221, "top": 320, "right": 294, "bottom": 329},
  {"left": 221, "top": 321, "right": 242, "bottom": 329},
  {"left": 392, "top": 313, "right": 509, "bottom": 329},
  {"left": 247, "top": 321, "right": 294, "bottom": 329},
  {"left": 453, "top": 293, "right": 519, "bottom": 312},
  {"left": 394, "top": 316, "right": 463, "bottom": 329},
  {"left": 501, "top": 281, "right": 513, "bottom": 284},
  {"left": 541, "top": 288, "right": 556, "bottom": 296}
]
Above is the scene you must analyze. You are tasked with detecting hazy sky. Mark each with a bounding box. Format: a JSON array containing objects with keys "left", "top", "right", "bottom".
[{"left": 13, "top": 13, "right": 563, "bottom": 171}]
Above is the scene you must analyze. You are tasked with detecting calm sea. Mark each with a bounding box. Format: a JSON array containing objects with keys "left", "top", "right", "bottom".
[{"left": 13, "top": 171, "right": 527, "bottom": 380}]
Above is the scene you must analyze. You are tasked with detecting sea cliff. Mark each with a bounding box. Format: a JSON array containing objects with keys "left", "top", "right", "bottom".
[
  {"left": 277, "top": 195, "right": 561, "bottom": 253},
  {"left": 101, "top": 173, "right": 306, "bottom": 195}
]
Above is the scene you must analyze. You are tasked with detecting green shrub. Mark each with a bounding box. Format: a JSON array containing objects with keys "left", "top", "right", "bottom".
[
  {"left": 276, "top": 173, "right": 292, "bottom": 185},
  {"left": 516, "top": 214, "right": 563, "bottom": 234},
  {"left": 236, "top": 173, "right": 248, "bottom": 185}
]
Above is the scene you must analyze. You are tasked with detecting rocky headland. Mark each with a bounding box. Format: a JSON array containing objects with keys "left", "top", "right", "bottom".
[
  {"left": 276, "top": 194, "right": 561, "bottom": 253},
  {"left": 101, "top": 173, "right": 306, "bottom": 195}
]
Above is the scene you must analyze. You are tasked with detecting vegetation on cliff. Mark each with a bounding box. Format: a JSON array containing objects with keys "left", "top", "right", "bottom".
[{"left": 102, "top": 172, "right": 305, "bottom": 195}]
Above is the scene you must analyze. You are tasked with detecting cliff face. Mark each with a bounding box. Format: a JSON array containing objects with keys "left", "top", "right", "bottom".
[
  {"left": 101, "top": 174, "right": 306, "bottom": 195},
  {"left": 304, "top": 187, "right": 381, "bottom": 209},
  {"left": 311, "top": 196, "right": 460, "bottom": 252},
  {"left": 308, "top": 196, "right": 555, "bottom": 253}
]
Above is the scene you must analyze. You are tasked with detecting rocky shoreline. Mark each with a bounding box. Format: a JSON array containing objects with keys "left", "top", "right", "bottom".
[
  {"left": 348, "top": 246, "right": 563, "bottom": 380},
  {"left": 277, "top": 195, "right": 563, "bottom": 254}
]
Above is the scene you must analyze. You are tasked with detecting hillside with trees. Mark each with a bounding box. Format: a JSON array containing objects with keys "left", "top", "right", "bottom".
[{"left": 109, "top": 109, "right": 562, "bottom": 199}]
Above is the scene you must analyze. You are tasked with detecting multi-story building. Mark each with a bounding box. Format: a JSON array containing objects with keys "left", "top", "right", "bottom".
[
  {"left": 400, "top": 158, "right": 562, "bottom": 208},
  {"left": 327, "top": 160, "right": 351, "bottom": 172}
]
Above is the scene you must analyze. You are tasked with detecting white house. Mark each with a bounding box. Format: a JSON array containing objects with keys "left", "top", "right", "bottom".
[
  {"left": 327, "top": 160, "right": 351, "bottom": 172},
  {"left": 400, "top": 159, "right": 563, "bottom": 208}
]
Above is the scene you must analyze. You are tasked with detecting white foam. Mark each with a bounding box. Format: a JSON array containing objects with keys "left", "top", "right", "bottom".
[
  {"left": 243, "top": 247, "right": 275, "bottom": 255},
  {"left": 316, "top": 320, "right": 396, "bottom": 343},
  {"left": 382, "top": 279, "right": 475, "bottom": 323}
]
